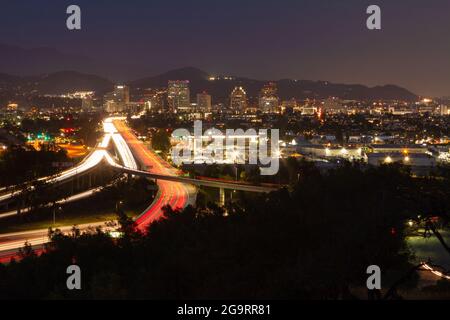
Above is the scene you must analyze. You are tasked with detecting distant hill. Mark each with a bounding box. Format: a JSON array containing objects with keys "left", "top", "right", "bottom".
[
  {"left": 0, "top": 66, "right": 417, "bottom": 101},
  {"left": 130, "top": 67, "right": 418, "bottom": 102},
  {"left": 0, "top": 71, "right": 113, "bottom": 95},
  {"left": 132, "top": 67, "right": 210, "bottom": 86},
  {"left": 0, "top": 73, "right": 21, "bottom": 87},
  {"left": 30, "top": 71, "right": 114, "bottom": 94},
  {"left": 0, "top": 43, "right": 424, "bottom": 100}
]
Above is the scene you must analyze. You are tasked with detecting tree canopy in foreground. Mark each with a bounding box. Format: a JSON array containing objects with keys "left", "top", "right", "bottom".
[{"left": 0, "top": 163, "right": 449, "bottom": 299}]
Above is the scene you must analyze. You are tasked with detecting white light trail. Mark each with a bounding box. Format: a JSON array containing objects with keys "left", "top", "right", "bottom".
[
  {"left": 0, "top": 118, "right": 138, "bottom": 203},
  {"left": 422, "top": 263, "right": 450, "bottom": 280}
]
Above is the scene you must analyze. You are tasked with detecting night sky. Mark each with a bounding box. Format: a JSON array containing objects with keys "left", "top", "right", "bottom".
[{"left": 1, "top": 0, "right": 450, "bottom": 97}]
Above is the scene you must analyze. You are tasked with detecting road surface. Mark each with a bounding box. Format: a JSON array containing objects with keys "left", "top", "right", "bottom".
[
  {"left": 113, "top": 120, "right": 196, "bottom": 231},
  {"left": 0, "top": 118, "right": 195, "bottom": 262},
  {"left": 0, "top": 222, "right": 110, "bottom": 264},
  {"left": 0, "top": 134, "right": 111, "bottom": 203},
  {"left": 0, "top": 186, "right": 104, "bottom": 219},
  {"left": 0, "top": 118, "right": 271, "bottom": 263}
]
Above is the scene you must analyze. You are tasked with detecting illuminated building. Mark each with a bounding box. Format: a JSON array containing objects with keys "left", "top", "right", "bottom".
[
  {"left": 281, "top": 99, "right": 297, "bottom": 114},
  {"left": 259, "top": 82, "right": 279, "bottom": 113},
  {"left": 367, "top": 153, "right": 436, "bottom": 168},
  {"left": 168, "top": 80, "right": 190, "bottom": 113},
  {"left": 370, "top": 145, "right": 429, "bottom": 155},
  {"left": 197, "top": 92, "right": 212, "bottom": 113},
  {"left": 439, "top": 105, "right": 449, "bottom": 116},
  {"left": 230, "top": 86, "right": 247, "bottom": 113},
  {"left": 7, "top": 103, "right": 18, "bottom": 111},
  {"left": 322, "top": 97, "right": 344, "bottom": 114},
  {"left": 301, "top": 105, "right": 318, "bottom": 115},
  {"left": 388, "top": 106, "right": 414, "bottom": 115},
  {"left": 141, "top": 88, "right": 167, "bottom": 113},
  {"left": 298, "top": 145, "right": 363, "bottom": 160},
  {"left": 104, "top": 85, "right": 130, "bottom": 113}
]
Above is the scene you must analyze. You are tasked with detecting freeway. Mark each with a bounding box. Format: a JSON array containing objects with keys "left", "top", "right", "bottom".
[
  {"left": 0, "top": 118, "right": 276, "bottom": 262},
  {"left": 0, "top": 186, "right": 105, "bottom": 219},
  {"left": 108, "top": 162, "right": 278, "bottom": 193},
  {"left": 0, "top": 118, "right": 135, "bottom": 204},
  {"left": 113, "top": 120, "right": 196, "bottom": 231},
  {"left": 104, "top": 117, "right": 138, "bottom": 170},
  {"left": 0, "top": 222, "right": 112, "bottom": 264},
  {"left": 0, "top": 118, "right": 192, "bottom": 260},
  {"left": 0, "top": 134, "right": 112, "bottom": 203},
  {"left": 1, "top": 117, "right": 275, "bottom": 203},
  {"left": 0, "top": 120, "right": 122, "bottom": 261}
]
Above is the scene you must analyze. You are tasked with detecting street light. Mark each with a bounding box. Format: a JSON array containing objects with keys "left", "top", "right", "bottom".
[
  {"left": 116, "top": 200, "right": 124, "bottom": 212},
  {"left": 53, "top": 206, "right": 62, "bottom": 226}
]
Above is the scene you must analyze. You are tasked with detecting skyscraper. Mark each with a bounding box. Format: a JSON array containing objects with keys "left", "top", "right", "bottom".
[
  {"left": 197, "top": 92, "right": 212, "bottom": 113},
  {"left": 259, "top": 82, "right": 279, "bottom": 113},
  {"left": 167, "top": 80, "right": 190, "bottom": 113},
  {"left": 104, "top": 85, "right": 130, "bottom": 113},
  {"left": 142, "top": 88, "right": 167, "bottom": 113},
  {"left": 260, "top": 82, "right": 277, "bottom": 97},
  {"left": 230, "top": 86, "right": 247, "bottom": 113}
]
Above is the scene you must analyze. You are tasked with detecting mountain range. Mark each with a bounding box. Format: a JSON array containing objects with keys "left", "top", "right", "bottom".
[
  {"left": 0, "top": 71, "right": 113, "bottom": 95},
  {"left": 0, "top": 43, "right": 418, "bottom": 101},
  {"left": 130, "top": 67, "right": 418, "bottom": 102}
]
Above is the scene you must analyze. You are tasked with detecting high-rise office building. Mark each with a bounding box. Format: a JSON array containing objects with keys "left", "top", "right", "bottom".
[
  {"left": 260, "top": 82, "right": 277, "bottom": 97},
  {"left": 113, "top": 85, "right": 130, "bottom": 104},
  {"left": 104, "top": 85, "right": 130, "bottom": 113},
  {"left": 141, "top": 88, "right": 167, "bottom": 113},
  {"left": 197, "top": 92, "right": 212, "bottom": 112},
  {"left": 259, "top": 82, "right": 279, "bottom": 113},
  {"left": 230, "top": 86, "right": 247, "bottom": 113},
  {"left": 167, "top": 80, "right": 190, "bottom": 113}
]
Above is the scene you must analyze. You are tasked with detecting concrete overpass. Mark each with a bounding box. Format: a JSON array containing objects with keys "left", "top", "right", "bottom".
[{"left": 105, "top": 156, "right": 279, "bottom": 193}]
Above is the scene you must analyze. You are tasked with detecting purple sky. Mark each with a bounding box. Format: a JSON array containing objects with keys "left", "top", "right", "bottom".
[{"left": 1, "top": 0, "right": 450, "bottom": 96}]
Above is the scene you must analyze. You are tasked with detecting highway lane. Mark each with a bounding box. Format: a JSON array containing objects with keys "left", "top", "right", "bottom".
[
  {"left": 111, "top": 133, "right": 138, "bottom": 170},
  {"left": 2, "top": 119, "right": 449, "bottom": 284},
  {"left": 113, "top": 120, "right": 195, "bottom": 231},
  {"left": 3, "top": 118, "right": 277, "bottom": 262},
  {"left": 0, "top": 222, "right": 112, "bottom": 264},
  {"left": 0, "top": 117, "right": 274, "bottom": 263},
  {"left": 107, "top": 164, "right": 279, "bottom": 193},
  {"left": 0, "top": 134, "right": 112, "bottom": 203},
  {"left": 0, "top": 186, "right": 105, "bottom": 219},
  {"left": 0, "top": 121, "right": 121, "bottom": 262},
  {"left": 0, "top": 118, "right": 190, "bottom": 261},
  {"left": 0, "top": 120, "right": 129, "bottom": 204}
]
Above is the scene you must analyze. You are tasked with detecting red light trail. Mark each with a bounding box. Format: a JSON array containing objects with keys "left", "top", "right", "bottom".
[{"left": 113, "top": 120, "right": 190, "bottom": 232}]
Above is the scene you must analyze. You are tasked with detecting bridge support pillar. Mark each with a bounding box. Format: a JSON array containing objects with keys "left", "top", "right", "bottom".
[{"left": 219, "top": 188, "right": 225, "bottom": 207}]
